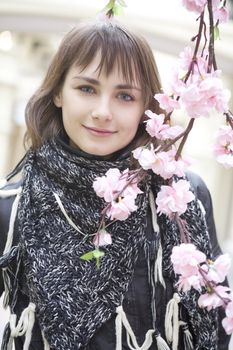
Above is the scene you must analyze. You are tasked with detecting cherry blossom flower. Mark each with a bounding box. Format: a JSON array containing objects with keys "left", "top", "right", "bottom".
[
  {"left": 171, "top": 243, "right": 206, "bottom": 291},
  {"left": 199, "top": 74, "right": 230, "bottom": 113},
  {"left": 144, "top": 110, "right": 184, "bottom": 140},
  {"left": 133, "top": 146, "right": 191, "bottom": 180},
  {"left": 93, "top": 229, "right": 112, "bottom": 247},
  {"left": 93, "top": 168, "right": 143, "bottom": 220},
  {"left": 154, "top": 93, "right": 180, "bottom": 113},
  {"left": 213, "top": 125, "right": 233, "bottom": 168},
  {"left": 160, "top": 125, "right": 184, "bottom": 140},
  {"left": 144, "top": 110, "right": 168, "bottom": 138},
  {"left": 222, "top": 301, "right": 233, "bottom": 335},
  {"left": 93, "top": 168, "right": 122, "bottom": 202},
  {"left": 179, "top": 72, "right": 230, "bottom": 118},
  {"left": 203, "top": 254, "right": 231, "bottom": 284},
  {"left": 179, "top": 46, "right": 208, "bottom": 75},
  {"left": 93, "top": 168, "right": 142, "bottom": 202},
  {"left": 106, "top": 195, "right": 138, "bottom": 221},
  {"left": 182, "top": 0, "right": 207, "bottom": 14},
  {"left": 171, "top": 243, "right": 206, "bottom": 275},
  {"left": 156, "top": 180, "right": 195, "bottom": 216},
  {"left": 198, "top": 285, "right": 231, "bottom": 311},
  {"left": 177, "top": 274, "right": 205, "bottom": 292},
  {"left": 213, "top": 6, "right": 229, "bottom": 23}
]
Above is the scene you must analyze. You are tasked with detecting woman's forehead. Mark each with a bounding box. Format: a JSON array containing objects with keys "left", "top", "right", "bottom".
[{"left": 72, "top": 53, "right": 139, "bottom": 84}]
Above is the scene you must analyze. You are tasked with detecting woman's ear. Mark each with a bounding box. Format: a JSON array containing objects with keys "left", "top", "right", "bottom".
[{"left": 53, "top": 93, "right": 62, "bottom": 108}]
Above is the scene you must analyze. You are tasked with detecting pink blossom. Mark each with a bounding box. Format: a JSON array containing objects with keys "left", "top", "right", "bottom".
[
  {"left": 171, "top": 243, "right": 206, "bottom": 276},
  {"left": 160, "top": 125, "right": 184, "bottom": 140},
  {"left": 93, "top": 168, "right": 142, "bottom": 202},
  {"left": 133, "top": 146, "right": 191, "bottom": 180},
  {"left": 198, "top": 285, "right": 231, "bottom": 311},
  {"left": 93, "top": 229, "right": 112, "bottom": 247},
  {"left": 93, "top": 168, "right": 122, "bottom": 202},
  {"left": 106, "top": 195, "right": 137, "bottom": 221},
  {"left": 222, "top": 301, "right": 233, "bottom": 335},
  {"left": 179, "top": 83, "right": 210, "bottom": 118},
  {"left": 132, "top": 146, "right": 158, "bottom": 170},
  {"left": 144, "top": 110, "right": 184, "bottom": 141},
  {"left": 182, "top": 0, "right": 207, "bottom": 13},
  {"left": 93, "top": 168, "right": 143, "bottom": 221},
  {"left": 199, "top": 75, "right": 230, "bottom": 113},
  {"left": 165, "top": 68, "right": 185, "bottom": 96},
  {"left": 213, "top": 6, "right": 229, "bottom": 24},
  {"left": 179, "top": 73, "right": 230, "bottom": 118},
  {"left": 171, "top": 243, "right": 206, "bottom": 291},
  {"left": 156, "top": 180, "right": 195, "bottom": 216},
  {"left": 204, "top": 254, "right": 231, "bottom": 284},
  {"left": 144, "top": 110, "right": 168, "bottom": 138},
  {"left": 213, "top": 125, "right": 233, "bottom": 168},
  {"left": 179, "top": 47, "right": 208, "bottom": 75},
  {"left": 154, "top": 93, "right": 180, "bottom": 113},
  {"left": 132, "top": 146, "right": 172, "bottom": 178},
  {"left": 177, "top": 274, "right": 205, "bottom": 292}
]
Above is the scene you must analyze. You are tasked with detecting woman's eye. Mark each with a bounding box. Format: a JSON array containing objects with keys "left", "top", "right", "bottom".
[
  {"left": 118, "top": 93, "right": 134, "bottom": 102},
  {"left": 78, "top": 86, "right": 95, "bottom": 94}
]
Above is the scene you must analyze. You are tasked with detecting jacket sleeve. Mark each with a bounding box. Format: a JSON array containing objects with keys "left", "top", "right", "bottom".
[
  {"left": 0, "top": 182, "right": 20, "bottom": 297},
  {"left": 186, "top": 171, "right": 231, "bottom": 350}
]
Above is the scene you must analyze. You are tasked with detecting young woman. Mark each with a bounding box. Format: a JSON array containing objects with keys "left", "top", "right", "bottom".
[{"left": 0, "top": 21, "right": 230, "bottom": 350}]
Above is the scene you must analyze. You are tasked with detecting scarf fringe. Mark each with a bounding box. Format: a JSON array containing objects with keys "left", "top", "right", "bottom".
[
  {"left": 1, "top": 322, "right": 12, "bottom": 350},
  {"left": 165, "top": 293, "right": 180, "bottom": 350},
  {"left": 115, "top": 306, "right": 154, "bottom": 350},
  {"left": 149, "top": 191, "right": 165, "bottom": 288},
  {"left": 180, "top": 321, "right": 194, "bottom": 350},
  {"left": 42, "top": 332, "right": 50, "bottom": 350},
  {"left": 1, "top": 190, "right": 21, "bottom": 308},
  {"left": 155, "top": 334, "right": 171, "bottom": 350},
  {"left": 53, "top": 192, "right": 86, "bottom": 236},
  {"left": 9, "top": 303, "right": 36, "bottom": 350}
]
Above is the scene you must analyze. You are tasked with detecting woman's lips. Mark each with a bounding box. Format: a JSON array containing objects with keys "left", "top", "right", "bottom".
[{"left": 83, "top": 125, "right": 116, "bottom": 136}]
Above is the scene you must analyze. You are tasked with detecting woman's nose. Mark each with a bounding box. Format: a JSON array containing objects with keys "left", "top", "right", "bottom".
[{"left": 91, "top": 97, "right": 112, "bottom": 121}]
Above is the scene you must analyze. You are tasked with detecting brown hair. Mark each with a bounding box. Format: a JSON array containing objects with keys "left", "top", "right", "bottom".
[{"left": 25, "top": 21, "right": 163, "bottom": 149}]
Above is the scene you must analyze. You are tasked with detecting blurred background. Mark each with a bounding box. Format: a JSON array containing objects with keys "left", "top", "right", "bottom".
[{"left": 0, "top": 0, "right": 233, "bottom": 345}]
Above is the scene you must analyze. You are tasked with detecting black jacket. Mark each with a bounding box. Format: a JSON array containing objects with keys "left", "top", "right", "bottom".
[{"left": 0, "top": 172, "right": 230, "bottom": 349}]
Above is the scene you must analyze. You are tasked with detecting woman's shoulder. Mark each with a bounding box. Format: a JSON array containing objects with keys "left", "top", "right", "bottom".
[
  {"left": 185, "top": 171, "right": 212, "bottom": 213},
  {"left": 0, "top": 180, "right": 22, "bottom": 246}
]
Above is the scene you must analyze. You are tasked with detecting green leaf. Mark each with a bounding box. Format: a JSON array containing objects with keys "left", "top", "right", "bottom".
[
  {"left": 214, "top": 25, "right": 220, "bottom": 40},
  {"left": 116, "top": 0, "right": 127, "bottom": 7},
  {"left": 93, "top": 249, "right": 105, "bottom": 258},
  {"left": 80, "top": 249, "right": 105, "bottom": 269},
  {"left": 113, "top": 3, "right": 124, "bottom": 16},
  {"left": 93, "top": 249, "right": 105, "bottom": 269},
  {"left": 80, "top": 251, "right": 94, "bottom": 261},
  {"left": 104, "top": 0, "right": 115, "bottom": 11}
]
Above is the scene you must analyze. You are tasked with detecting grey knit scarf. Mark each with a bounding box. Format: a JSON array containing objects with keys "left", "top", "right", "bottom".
[
  {"left": 16, "top": 139, "right": 150, "bottom": 350},
  {"left": 1, "top": 139, "right": 218, "bottom": 350}
]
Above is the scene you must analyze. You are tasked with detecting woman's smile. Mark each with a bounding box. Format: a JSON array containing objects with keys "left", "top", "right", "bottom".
[{"left": 83, "top": 125, "right": 117, "bottom": 137}]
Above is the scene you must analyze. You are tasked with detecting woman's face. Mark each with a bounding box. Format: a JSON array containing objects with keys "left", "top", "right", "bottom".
[{"left": 54, "top": 54, "right": 144, "bottom": 156}]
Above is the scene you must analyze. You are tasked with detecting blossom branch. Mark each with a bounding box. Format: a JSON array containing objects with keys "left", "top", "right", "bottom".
[{"left": 207, "top": 0, "right": 216, "bottom": 72}]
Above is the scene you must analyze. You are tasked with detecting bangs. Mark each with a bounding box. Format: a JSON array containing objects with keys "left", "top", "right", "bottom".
[{"left": 71, "top": 23, "right": 148, "bottom": 101}]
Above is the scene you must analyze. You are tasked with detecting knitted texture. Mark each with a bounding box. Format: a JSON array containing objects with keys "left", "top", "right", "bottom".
[
  {"left": 1, "top": 139, "right": 218, "bottom": 350},
  {"left": 16, "top": 139, "right": 150, "bottom": 350},
  {"left": 151, "top": 177, "right": 218, "bottom": 350}
]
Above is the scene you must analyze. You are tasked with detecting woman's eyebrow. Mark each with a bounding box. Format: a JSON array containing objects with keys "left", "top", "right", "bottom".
[
  {"left": 72, "top": 76, "right": 100, "bottom": 85},
  {"left": 116, "top": 84, "right": 142, "bottom": 91},
  {"left": 72, "top": 76, "right": 141, "bottom": 91}
]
